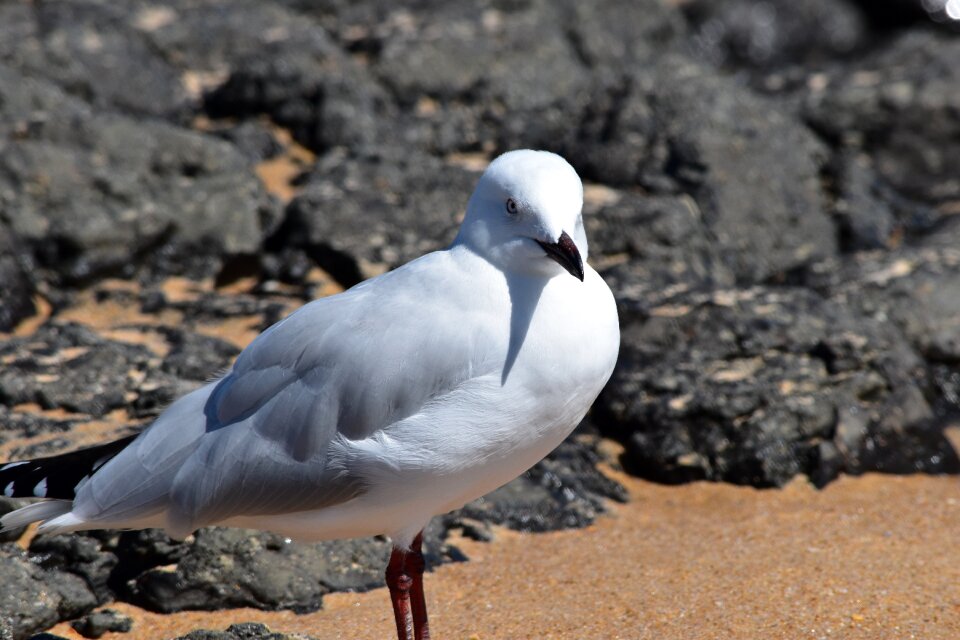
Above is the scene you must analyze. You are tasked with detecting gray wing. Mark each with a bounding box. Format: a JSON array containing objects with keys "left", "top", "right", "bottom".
[{"left": 74, "top": 252, "right": 504, "bottom": 536}]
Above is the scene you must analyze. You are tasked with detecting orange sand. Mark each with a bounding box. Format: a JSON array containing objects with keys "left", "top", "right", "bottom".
[{"left": 45, "top": 471, "right": 960, "bottom": 640}]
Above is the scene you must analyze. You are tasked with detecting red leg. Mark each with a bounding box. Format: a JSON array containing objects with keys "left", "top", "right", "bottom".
[
  {"left": 408, "top": 532, "right": 431, "bottom": 640},
  {"left": 385, "top": 532, "right": 431, "bottom": 640},
  {"left": 386, "top": 546, "right": 415, "bottom": 640}
]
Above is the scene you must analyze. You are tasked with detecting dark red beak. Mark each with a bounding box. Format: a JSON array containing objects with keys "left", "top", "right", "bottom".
[{"left": 536, "top": 231, "right": 584, "bottom": 281}]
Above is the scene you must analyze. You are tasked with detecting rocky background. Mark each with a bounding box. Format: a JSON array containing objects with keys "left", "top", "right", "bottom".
[{"left": 1, "top": 0, "right": 959, "bottom": 638}]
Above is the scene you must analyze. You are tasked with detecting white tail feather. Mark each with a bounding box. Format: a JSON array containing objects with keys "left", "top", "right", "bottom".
[{"left": 0, "top": 500, "right": 73, "bottom": 531}]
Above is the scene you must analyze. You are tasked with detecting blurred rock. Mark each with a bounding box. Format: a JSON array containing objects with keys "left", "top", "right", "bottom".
[
  {"left": 566, "top": 55, "right": 836, "bottom": 284},
  {"left": 280, "top": 152, "right": 480, "bottom": 286},
  {"left": 305, "top": 0, "right": 684, "bottom": 64},
  {"left": 203, "top": 30, "right": 389, "bottom": 154},
  {"left": 822, "top": 152, "right": 899, "bottom": 251},
  {"left": 70, "top": 609, "right": 133, "bottom": 639},
  {"left": 683, "top": 0, "right": 868, "bottom": 75},
  {"left": 209, "top": 121, "right": 285, "bottom": 164},
  {"left": 372, "top": 0, "right": 594, "bottom": 154},
  {"left": 0, "top": 225, "right": 35, "bottom": 332},
  {"left": 0, "top": 321, "right": 240, "bottom": 424},
  {"left": 0, "top": 322, "right": 165, "bottom": 418},
  {"left": 809, "top": 221, "right": 960, "bottom": 419},
  {"left": 134, "top": 0, "right": 393, "bottom": 154},
  {"left": 280, "top": 0, "right": 684, "bottom": 155},
  {"left": 814, "top": 242, "right": 960, "bottom": 367},
  {"left": 0, "top": 65, "right": 277, "bottom": 285},
  {"left": 159, "top": 329, "right": 240, "bottom": 382},
  {"left": 847, "top": 0, "right": 935, "bottom": 29},
  {"left": 0, "top": 408, "right": 77, "bottom": 457},
  {"left": 585, "top": 193, "right": 734, "bottom": 304},
  {"left": 0, "top": 1, "right": 188, "bottom": 119},
  {"left": 804, "top": 31, "right": 960, "bottom": 214}
]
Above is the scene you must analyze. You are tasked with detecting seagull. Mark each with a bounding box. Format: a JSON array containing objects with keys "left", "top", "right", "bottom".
[{"left": 0, "top": 149, "right": 620, "bottom": 640}]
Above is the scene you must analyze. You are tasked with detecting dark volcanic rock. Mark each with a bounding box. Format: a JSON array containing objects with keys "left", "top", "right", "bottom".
[
  {"left": 24, "top": 528, "right": 186, "bottom": 607},
  {"left": 160, "top": 329, "right": 240, "bottom": 382},
  {"left": 307, "top": 0, "right": 684, "bottom": 66},
  {"left": 145, "top": 0, "right": 393, "bottom": 154},
  {"left": 585, "top": 192, "right": 735, "bottom": 304},
  {"left": 0, "top": 65, "right": 277, "bottom": 284},
  {"left": 107, "top": 528, "right": 188, "bottom": 584},
  {"left": 70, "top": 609, "right": 133, "bottom": 639},
  {"left": 823, "top": 152, "right": 900, "bottom": 252},
  {"left": 371, "top": 1, "right": 592, "bottom": 154},
  {"left": 597, "top": 285, "right": 954, "bottom": 487},
  {"left": 174, "top": 622, "right": 319, "bottom": 640},
  {"left": 29, "top": 534, "right": 119, "bottom": 605},
  {"left": 0, "top": 543, "right": 98, "bottom": 640},
  {"left": 809, "top": 221, "right": 960, "bottom": 420},
  {"left": 280, "top": 152, "right": 481, "bottom": 285},
  {"left": 0, "top": 2, "right": 188, "bottom": 119},
  {"left": 683, "top": 0, "right": 868, "bottom": 75},
  {"left": 0, "top": 322, "right": 164, "bottom": 418},
  {"left": 0, "top": 407, "right": 77, "bottom": 457},
  {"left": 285, "top": 0, "right": 684, "bottom": 155},
  {"left": 450, "top": 434, "right": 628, "bottom": 534},
  {"left": 0, "top": 321, "right": 237, "bottom": 424},
  {"left": 815, "top": 245, "right": 960, "bottom": 368},
  {"left": 0, "top": 225, "right": 35, "bottom": 332},
  {"left": 209, "top": 121, "right": 285, "bottom": 164},
  {"left": 175, "top": 294, "right": 289, "bottom": 329},
  {"left": 804, "top": 31, "right": 960, "bottom": 214},
  {"left": 566, "top": 56, "right": 837, "bottom": 284},
  {"left": 204, "top": 40, "right": 389, "bottom": 155},
  {"left": 128, "top": 529, "right": 393, "bottom": 613}
]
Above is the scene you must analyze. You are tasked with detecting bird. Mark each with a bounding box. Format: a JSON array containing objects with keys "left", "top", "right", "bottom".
[{"left": 0, "top": 149, "right": 620, "bottom": 640}]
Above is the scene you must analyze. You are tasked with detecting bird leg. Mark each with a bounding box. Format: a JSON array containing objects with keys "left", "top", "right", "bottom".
[
  {"left": 409, "top": 532, "right": 431, "bottom": 640},
  {"left": 386, "top": 546, "right": 414, "bottom": 640},
  {"left": 386, "top": 531, "right": 430, "bottom": 640}
]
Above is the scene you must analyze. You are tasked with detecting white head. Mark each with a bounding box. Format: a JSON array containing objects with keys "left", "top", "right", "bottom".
[{"left": 454, "top": 150, "right": 587, "bottom": 281}]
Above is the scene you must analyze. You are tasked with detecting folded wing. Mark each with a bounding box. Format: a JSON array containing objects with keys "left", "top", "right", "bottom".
[{"left": 70, "top": 253, "right": 503, "bottom": 537}]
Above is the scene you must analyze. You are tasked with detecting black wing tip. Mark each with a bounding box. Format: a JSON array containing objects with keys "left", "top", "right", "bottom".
[{"left": 0, "top": 433, "right": 138, "bottom": 500}]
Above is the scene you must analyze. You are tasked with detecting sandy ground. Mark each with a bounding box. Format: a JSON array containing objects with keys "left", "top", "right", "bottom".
[{"left": 43, "top": 469, "right": 960, "bottom": 640}]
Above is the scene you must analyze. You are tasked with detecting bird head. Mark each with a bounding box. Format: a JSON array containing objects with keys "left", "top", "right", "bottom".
[{"left": 455, "top": 150, "right": 587, "bottom": 281}]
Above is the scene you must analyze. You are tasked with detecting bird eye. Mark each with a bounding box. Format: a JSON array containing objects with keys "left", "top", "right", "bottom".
[{"left": 505, "top": 198, "right": 518, "bottom": 215}]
